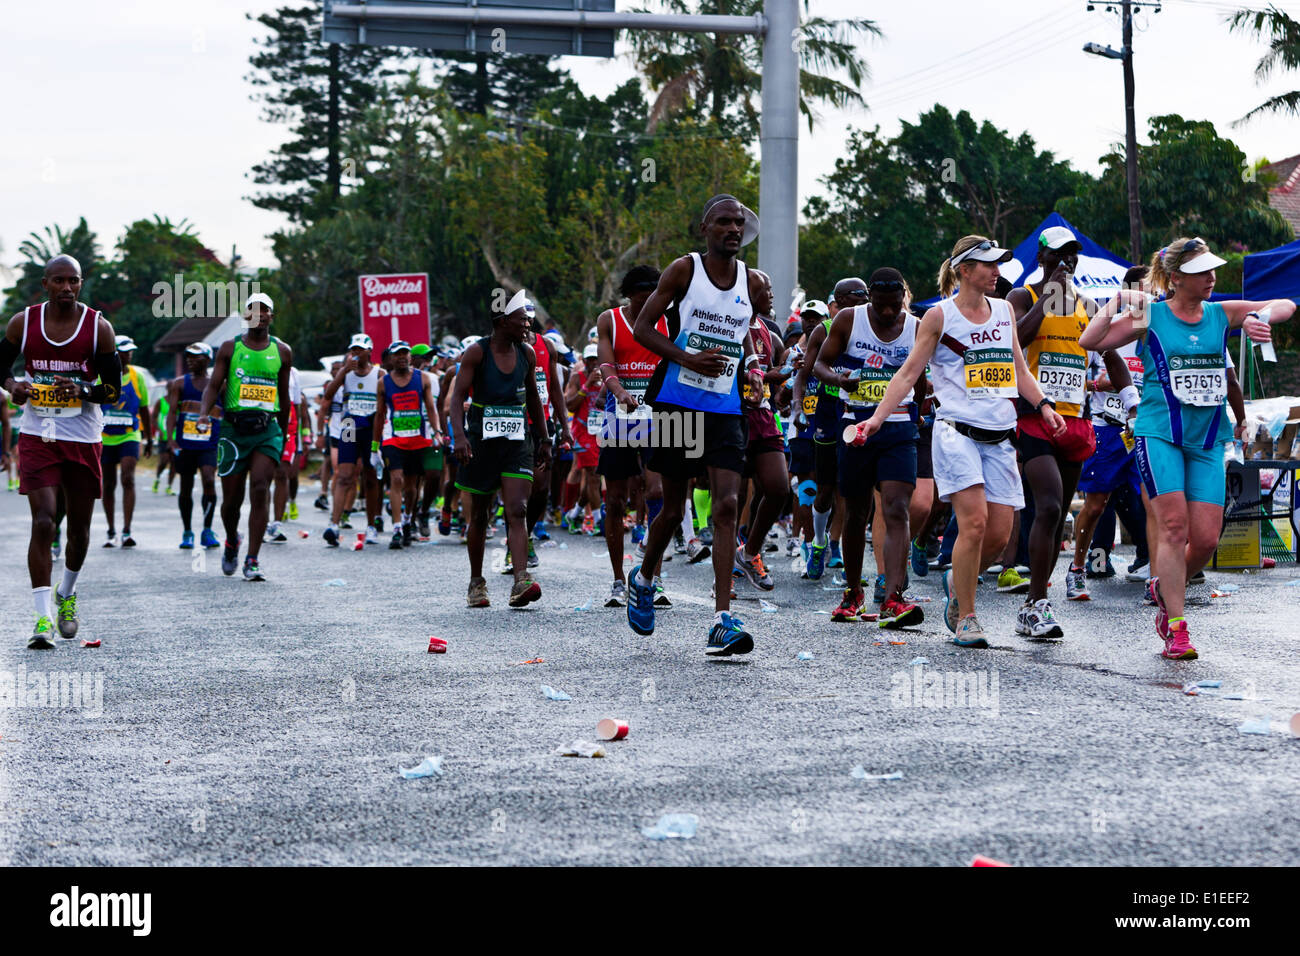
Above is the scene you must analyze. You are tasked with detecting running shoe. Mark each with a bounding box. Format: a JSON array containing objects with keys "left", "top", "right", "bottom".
[
  {"left": 287, "top": 501, "right": 299, "bottom": 521},
  {"left": 180, "top": 530, "right": 195, "bottom": 550},
  {"left": 872, "top": 573, "right": 886, "bottom": 606},
  {"left": 952, "top": 613, "right": 989, "bottom": 648},
  {"left": 687, "top": 537, "right": 710, "bottom": 564},
  {"left": 581, "top": 514, "right": 598, "bottom": 536},
  {"left": 500, "top": 548, "right": 514, "bottom": 574},
  {"left": 467, "top": 577, "right": 490, "bottom": 608},
  {"left": 527, "top": 536, "right": 539, "bottom": 568},
  {"left": 314, "top": 494, "right": 329, "bottom": 511},
  {"left": 705, "top": 612, "right": 754, "bottom": 656},
  {"left": 1085, "top": 547, "right": 1116, "bottom": 579},
  {"left": 1189, "top": 570, "right": 1206, "bottom": 585},
  {"left": 1161, "top": 619, "right": 1198, "bottom": 660},
  {"left": 365, "top": 525, "right": 379, "bottom": 545},
  {"left": 942, "top": 568, "right": 959, "bottom": 633},
  {"left": 28, "top": 616, "right": 56, "bottom": 650},
  {"left": 151, "top": 478, "right": 160, "bottom": 494},
  {"left": 787, "top": 536, "right": 801, "bottom": 557},
  {"left": 673, "top": 529, "right": 688, "bottom": 554},
  {"left": 653, "top": 577, "right": 672, "bottom": 608},
  {"left": 389, "top": 530, "right": 403, "bottom": 550},
  {"left": 403, "top": 522, "right": 414, "bottom": 547},
  {"left": 996, "top": 566, "right": 1031, "bottom": 594},
  {"left": 879, "top": 593, "right": 923, "bottom": 629},
  {"left": 1065, "top": 566, "right": 1090, "bottom": 601},
  {"left": 1016, "top": 599, "right": 1063, "bottom": 640},
  {"left": 103, "top": 531, "right": 117, "bottom": 548},
  {"left": 374, "top": 516, "right": 385, "bottom": 534},
  {"left": 831, "top": 587, "right": 863, "bottom": 623},
  {"left": 532, "top": 520, "right": 550, "bottom": 542},
  {"left": 699, "top": 525, "right": 714, "bottom": 547},
  {"left": 734, "top": 547, "right": 774, "bottom": 591},
  {"left": 53, "top": 589, "right": 78, "bottom": 639},
  {"left": 827, "top": 541, "right": 843, "bottom": 569},
  {"left": 910, "top": 539, "right": 929, "bottom": 578},
  {"left": 242, "top": 556, "right": 265, "bottom": 581},
  {"left": 631, "top": 523, "right": 645, "bottom": 545},
  {"left": 323, "top": 526, "right": 339, "bottom": 548},
  {"left": 805, "top": 542, "right": 828, "bottom": 581},
  {"left": 606, "top": 580, "right": 627, "bottom": 607},
  {"left": 266, "top": 523, "right": 287, "bottom": 543},
  {"left": 509, "top": 575, "right": 542, "bottom": 607},
  {"left": 418, "top": 516, "right": 431, "bottom": 540},
  {"left": 166, "top": 485, "right": 175, "bottom": 496},
  {"left": 1126, "top": 561, "right": 1151, "bottom": 582},
  {"left": 626, "top": 565, "right": 655, "bottom": 635},
  {"left": 120, "top": 532, "right": 137, "bottom": 548},
  {"left": 764, "top": 537, "right": 778, "bottom": 553},
  {"left": 222, "top": 540, "right": 239, "bottom": 575},
  {"left": 340, "top": 512, "right": 353, "bottom": 530},
  {"left": 439, "top": 508, "right": 452, "bottom": 536}
]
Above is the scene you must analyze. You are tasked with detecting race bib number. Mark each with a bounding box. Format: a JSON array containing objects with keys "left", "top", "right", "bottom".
[
  {"left": 611, "top": 377, "right": 652, "bottom": 422},
  {"left": 239, "top": 377, "right": 277, "bottom": 411},
  {"left": 1100, "top": 392, "right": 1127, "bottom": 422},
  {"left": 393, "top": 412, "right": 423, "bottom": 439},
  {"left": 1036, "top": 351, "right": 1086, "bottom": 407},
  {"left": 1168, "top": 355, "right": 1226, "bottom": 407},
  {"left": 103, "top": 406, "right": 135, "bottom": 428},
  {"left": 481, "top": 404, "right": 525, "bottom": 441},
  {"left": 182, "top": 414, "right": 212, "bottom": 442},
  {"left": 842, "top": 367, "right": 892, "bottom": 409},
  {"left": 535, "top": 368, "right": 549, "bottom": 407},
  {"left": 677, "top": 332, "right": 742, "bottom": 395},
  {"left": 29, "top": 374, "right": 83, "bottom": 418},
  {"left": 585, "top": 407, "right": 605, "bottom": 434},
  {"left": 801, "top": 394, "right": 818, "bottom": 416},
  {"left": 742, "top": 378, "right": 771, "bottom": 404},
  {"left": 347, "top": 391, "right": 376, "bottom": 417},
  {"left": 963, "top": 348, "right": 1017, "bottom": 399}
]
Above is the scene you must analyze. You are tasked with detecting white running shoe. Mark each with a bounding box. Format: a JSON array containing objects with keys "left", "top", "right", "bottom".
[
  {"left": 1126, "top": 562, "right": 1151, "bottom": 582},
  {"left": 365, "top": 525, "right": 379, "bottom": 545},
  {"left": 1016, "top": 599, "right": 1064, "bottom": 639}
]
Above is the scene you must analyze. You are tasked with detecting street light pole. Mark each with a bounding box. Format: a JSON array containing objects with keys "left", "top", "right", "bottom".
[{"left": 1121, "top": 0, "right": 1141, "bottom": 264}]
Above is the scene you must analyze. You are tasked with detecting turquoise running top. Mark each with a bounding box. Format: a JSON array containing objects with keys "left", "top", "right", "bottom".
[{"left": 1133, "top": 300, "right": 1232, "bottom": 451}]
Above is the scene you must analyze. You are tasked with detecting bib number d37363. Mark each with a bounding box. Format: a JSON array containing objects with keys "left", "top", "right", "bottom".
[
  {"left": 677, "top": 333, "right": 742, "bottom": 395},
  {"left": 963, "top": 347, "right": 1016, "bottom": 399},
  {"left": 1168, "top": 355, "right": 1227, "bottom": 408},
  {"left": 481, "top": 405, "right": 525, "bottom": 440},
  {"left": 1036, "top": 351, "right": 1086, "bottom": 407}
]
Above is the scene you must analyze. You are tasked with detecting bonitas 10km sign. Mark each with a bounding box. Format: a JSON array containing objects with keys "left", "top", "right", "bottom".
[{"left": 358, "top": 273, "right": 432, "bottom": 355}]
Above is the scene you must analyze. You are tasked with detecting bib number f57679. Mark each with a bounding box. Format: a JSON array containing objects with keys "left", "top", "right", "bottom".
[{"left": 1168, "top": 355, "right": 1226, "bottom": 407}]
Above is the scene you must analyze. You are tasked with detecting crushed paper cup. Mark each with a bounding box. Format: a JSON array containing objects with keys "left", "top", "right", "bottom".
[
  {"left": 398, "top": 756, "right": 443, "bottom": 779},
  {"left": 298, "top": 529, "right": 310, "bottom": 538},
  {"left": 557, "top": 740, "right": 606, "bottom": 758},
  {"left": 1290, "top": 713, "right": 1300, "bottom": 738},
  {"left": 80, "top": 639, "right": 101, "bottom": 648},
  {"left": 971, "top": 855, "right": 1009, "bottom": 867},
  {"left": 427, "top": 637, "right": 447, "bottom": 654},
  {"left": 596, "top": 718, "right": 629, "bottom": 741}
]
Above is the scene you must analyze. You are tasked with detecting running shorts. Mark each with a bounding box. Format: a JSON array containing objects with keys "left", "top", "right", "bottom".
[
  {"left": 382, "top": 445, "right": 426, "bottom": 475},
  {"left": 932, "top": 419, "right": 1024, "bottom": 508},
  {"left": 838, "top": 421, "right": 918, "bottom": 498},
  {"left": 1134, "top": 435, "right": 1226, "bottom": 506},
  {"left": 173, "top": 446, "right": 218, "bottom": 475},
  {"left": 917, "top": 421, "right": 934, "bottom": 480},
  {"left": 644, "top": 402, "right": 746, "bottom": 480},
  {"left": 1078, "top": 424, "right": 1140, "bottom": 496},
  {"left": 18, "top": 433, "right": 103, "bottom": 499},
  {"left": 743, "top": 434, "right": 787, "bottom": 479},
  {"left": 216, "top": 420, "right": 284, "bottom": 478},
  {"left": 100, "top": 441, "right": 140, "bottom": 466},
  {"left": 1017, "top": 414, "right": 1096, "bottom": 464},
  {"left": 421, "top": 446, "right": 445, "bottom": 472},
  {"left": 336, "top": 424, "right": 374, "bottom": 466},
  {"left": 598, "top": 444, "right": 649, "bottom": 482},
  {"left": 788, "top": 436, "right": 815, "bottom": 477},
  {"left": 455, "top": 434, "right": 534, "bottom": 495},
  {"left": 814, "top": 439, "right": 837, "bottom": 488}
]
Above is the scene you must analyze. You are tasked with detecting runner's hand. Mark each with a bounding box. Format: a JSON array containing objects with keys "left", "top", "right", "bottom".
[
  {"left": 1243, "top": 315, "right": 1272, "bottom": 343},
  {"left": 168, "top": 439, "right": 179, "bottom": 455},
  {"left": 10, "top": 380, "right": 31, "bottom": 404},
  {"left": 684, "top": 346, "right": 727, "bottom": 377},
  {"left": 1041, "top": 404, "right": 1067, "bottom": 437},
  {"left": 745, "top": 367, "right": 764, "bottom": 402},
  {"left": 1234, "top": 421, "right": 1248, "bottom": 442},
  {"left": 50, "top": 375, "right": 80, "bottom": 403},
  {"left": 858, "top": 416, "right": 883, "bottom": 441},
  {"left": 1092, "top": 374, "right": 1112, "bottom": 393},
  {"left": 614, "top": 386, "right": 640, "bottom": 414},
  {"left": 453, "top": 436, "right": 472, "bottom": 464}
]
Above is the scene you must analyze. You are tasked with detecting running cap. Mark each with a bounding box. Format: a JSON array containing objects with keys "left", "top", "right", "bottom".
[
  {"left": 1167, "top": 237, "right": 1227, "bottom": 274},
  {"left": 243, "top": 292, "right": 274, "bottom": 315},
  {"left": 950, "top": 239, "right": 1014, "bottom": 268},
  {"left": 115, "top": 335, "right": 138, "bottom": 352},
  {"left": 702, "top": 194, "right": 760, "bottom": 246},
  {"left": 801, "top": 299, "right": 830, "bottom": 319},
  {"left": 349, "top": 332, "right": 373, "bottom": 351},
  {"left": 410, "top": 343, "right": 431, "bottom": 356},
  {"left": 1038, "top": 226, "right": 1081, "bottom": 252},
  {"left": 389, "top": 340, "right": 411, "bottom": 353},
  {"left": 582, "top": 343, "right": 599, "bottom": 360},
  {"left": 587, "top": 326, "right": 598, "bottom": 342},
  {"left": 504, "top": 289, "right": 536, "bottom": 317},
  {"left": 185, "top": 341, "right": 213, "bottom": 358}
]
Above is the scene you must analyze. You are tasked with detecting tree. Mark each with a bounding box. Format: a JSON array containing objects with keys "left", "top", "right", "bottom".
[
  {"left": 439, "top": 51, "right": 572, "bottom": 118},
  {"left": 1058, "top": 114, "right": 1293, "bottom": 259},
  {"left": 1228, "top": 4, "right": 1300, "bottom": 123},
  {"left": 629, "top": 0, "right": 880, "bottom": 139},
  {"left": 245, "top": 4, "right": 396, "bottom": 223},
  {"left": 3, "top": 218, "right": 102, "bottom": 314}
]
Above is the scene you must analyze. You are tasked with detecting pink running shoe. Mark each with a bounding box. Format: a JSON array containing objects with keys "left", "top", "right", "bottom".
[
  {"left": 1148, "top": 577, "right": 1169, "bottom": 640},
  {"left": 1162, "top": 620, "right": 1198, "bottom": 660}
]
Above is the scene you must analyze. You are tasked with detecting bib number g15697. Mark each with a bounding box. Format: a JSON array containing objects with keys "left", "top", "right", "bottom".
[{"left": 481, "top": 404, "right": 525, "bottom": 440}]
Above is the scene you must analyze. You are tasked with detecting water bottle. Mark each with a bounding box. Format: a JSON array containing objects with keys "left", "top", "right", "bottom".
[{"left": 1255, "top": 308, "right": 1276, "bottom": 363}]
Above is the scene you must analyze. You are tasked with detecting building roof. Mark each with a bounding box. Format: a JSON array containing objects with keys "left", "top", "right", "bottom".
[
  {"left": 152, "top": 315, "right": 229, "bottom": 352},
  {"left": 1262, "top": 153, "right": 1300, "bottom": 238}
]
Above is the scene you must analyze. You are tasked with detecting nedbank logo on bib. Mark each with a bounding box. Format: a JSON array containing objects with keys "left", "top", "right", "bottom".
[
  {"left": 1168, "top": 355, "right": 1217, "bottom": 371},
  {"left": 1038, "top": 352, "right": 1084, "bottom": 369}
]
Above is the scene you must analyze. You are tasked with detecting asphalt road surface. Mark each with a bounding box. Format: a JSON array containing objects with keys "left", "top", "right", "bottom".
[{"left": 1, "top": 477, "right": 1297, "bottom": 866}]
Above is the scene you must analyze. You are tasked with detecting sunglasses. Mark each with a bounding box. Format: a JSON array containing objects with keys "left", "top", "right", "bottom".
[
  {"left": 868, "top": 280, "right": 905, "bottom": 293},
  {"left": 840, "top": 287, "right": 869, "bottom": 299},
  {"left": 950, "top": 240, "right": 995, "bottom": 268}
]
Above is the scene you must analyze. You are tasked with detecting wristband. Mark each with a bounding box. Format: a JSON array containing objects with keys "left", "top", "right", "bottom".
[
  {"left": 744, "top": 355, "right": 760, "bottom": 369},
  {"left": 1035, "top": 397, "right": 1055, "bottom": 412},
  {"left": 1118, "top": 385, "right": 1140, "bottom": 413},
  {"left": 370, "top": 440, "right": 379, "bottom": 452}
]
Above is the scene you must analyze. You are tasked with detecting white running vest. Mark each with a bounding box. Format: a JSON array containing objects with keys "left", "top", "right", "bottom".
[
  {"left": 656, "top": 252, "right": 751, "bottom": 414},
  {"left": 838, "top": 305, "right": 918, "bottom": 424},
  {"left": 930, "top": 296, "right": 1018, "bottom": 431}
]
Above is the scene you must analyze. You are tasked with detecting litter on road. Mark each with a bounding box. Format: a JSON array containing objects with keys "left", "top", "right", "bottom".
[
  {"left": 642, "top": 813, "right": 697, "bottom": 840},
  {"left": 398, "top": 756, "right": 443, "bottom": 779},
  {"left": 557, "top": 740, "right": 605, "bottom": 757},
  {"left": 851, "top": 766, "right": 903, "bottom": 781},
  {"left": 541, "top": 684, "right": 572, "bottom": 701}
]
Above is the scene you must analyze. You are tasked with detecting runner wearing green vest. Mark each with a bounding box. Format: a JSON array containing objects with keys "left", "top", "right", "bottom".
[
  {"left": 152, "top": 388, "right": 176, "bottom": 495},
  {"left": 100, "top": 336, "right": 153, "bottom": 548},
  {"left": 199, "top": 293, "right": 292, "bottom": 581}
]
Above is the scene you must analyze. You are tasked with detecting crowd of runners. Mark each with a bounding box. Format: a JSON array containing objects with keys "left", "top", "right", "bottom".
[{"left": 2, "top": 198, "right": 1295, "bottom": 659}]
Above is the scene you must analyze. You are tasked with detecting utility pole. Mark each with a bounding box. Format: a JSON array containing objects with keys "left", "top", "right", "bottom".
[{"left": 1084, "top": 1, "right": 1159, "bottom": 264}]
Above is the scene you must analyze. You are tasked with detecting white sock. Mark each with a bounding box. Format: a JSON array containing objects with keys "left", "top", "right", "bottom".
[
  {"left": 681, "top": 500, "right": 695, "bottom": 539},
  {"left": 60, "top": 568, "right": 79, "bottom": 598},
  {"left": 33, "top": 586, "right": 52, "bottom": 619},
  {"left": 813, "top": 506, "right": 831, "bottom": 547},
  {"left": 635, "top": 570, "right": 653, "bottom": 589}
]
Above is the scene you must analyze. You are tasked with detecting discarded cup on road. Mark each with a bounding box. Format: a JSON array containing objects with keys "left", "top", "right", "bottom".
[
  {"left": 642, "top": 813, "right": 697, "bottom": 840},
  {"left": 1290, "top": 713, "right": 1300, "bottom": 738},
  {"left": 298, "top": 530, "right": 310, "bottom": 538},
  {"left": 1237, "top": 718, "right": 1272, "bottom": 735},
  {"left": 80, "top": 639, "right": 101, "bottom": 648},
  {"left": 323, "top": 578, "right": 347, "bottom": 587},
  {"left": 427, "top": 637, "right": 447, "bottom": 654},
  {"left": 398, "top": 756, "right": 443, "bottom": 779},
  {"left": 557, "top": 740, "right": 605, "bottom": 758},
  {"left": 541, "top": 684, "right": 572, "bottom": 701},
  {"left": 851, "top": 766, "right": 903, "bottom": 781},
  {"left": 796, "top": 651, "right": 814, "bottom": 662},
  {"left": 971, "top": 855, "right": 1009, "bottom": 867},
  {"left": 909, "top": 657, "right": 929, "bottom": 667},
  {"left": 596, "top": 718, "right": 629, "bottom": 741},
  {"left": 760, "top": 599, "right": 779, "bottom": 613}
]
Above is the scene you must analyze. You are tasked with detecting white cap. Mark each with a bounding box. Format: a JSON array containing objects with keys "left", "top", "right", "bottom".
[
  {"left": 504, "top": 289, "right": 536, "bottom": 317},
  {"left": 185, "top": 341, "right": 213, "bottom": 358},
  {"left": 115, "top": 335, "right": 137, "bottom": 352},
  {"left": 950, "top": 239, "right": 1014, "bottom": 268},
  {"left": 349, "top": 332, "right": 373, "bottom": 351},
  {"left": 703, "top": 195, "right": 760, "bottom": 246},
  {"left": 1172, "top": 239, "right": 1227, "bottom": 274},
  {"left": 1038, "top": 226, "right": 1080, "bottom": 251},
  {"left": 801, "top": 299, "right": 830, "bottom": 319},
  {"left": 583, "top": 343, "right": 599, "bottom": 360},
  {"left": 243, "top": 292, "right": 274, "bottom": 315}
]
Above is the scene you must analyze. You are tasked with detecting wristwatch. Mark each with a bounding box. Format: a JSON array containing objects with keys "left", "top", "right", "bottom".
[{"left": 1035, "top": 397, "right": 1056, "bottom": 412}]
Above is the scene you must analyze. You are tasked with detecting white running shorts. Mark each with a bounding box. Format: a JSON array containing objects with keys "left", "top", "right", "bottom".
[{"left": 932, "top": 419, "right": 1024, "bottom": 508}]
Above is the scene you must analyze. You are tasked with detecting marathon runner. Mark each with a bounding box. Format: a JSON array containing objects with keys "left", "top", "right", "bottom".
[
  {"left": 818, "top": 267, "right": 925, "bottom": 627},
  {"left": 625, "top": 193, "right": 766, "bottom": 656},
  {"left": 409, "top": 343, "right": 445, "bottom": 539},
  {"left": 785, "top": 300, "right": 829, "bottom": 565},
  {"left": 322, "top": 334, "right": 382, "bottom": 548},
  {"left": 1, "top": 255, "right": 121, "bottom": 648},
  {"left": 199, "top": 293, "right": 292, "bottom": 581},
  {"left": 857, "top": 236, "right": 1066, "bottom": 648},
  {"left": 373, "top": 340, "right": 441, "bottom": 549},
  {"left": 165, "top": 342, "right": 221, "bottom": 549},
  {"left": 1080, "top": 236, "right": 1295, "bottom": 660},
  {"left": 449, "top": 290, "right": 549, "bottom": 608},
  {"left": 268, "top": 365, "right": 309, "bottom": 542},
  {"left": 517, "top": 310, "right": 571, "bottom": 569},
  {"left": 596, "top": 265, "right": 669, "bottom": 607},
  {"left": 99, "top": 336, "right": 152, "bottom": 548},
  {"left": 151, "top": 384, "right": 176, "bottom": 495},
  {"left": 562, "top": 344, "right": 604, "bottom": 535}
]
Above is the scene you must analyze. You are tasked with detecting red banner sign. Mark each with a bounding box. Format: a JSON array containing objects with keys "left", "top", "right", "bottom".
[{"left": 358, "top": 273, "right": 431, "bottom": 354}]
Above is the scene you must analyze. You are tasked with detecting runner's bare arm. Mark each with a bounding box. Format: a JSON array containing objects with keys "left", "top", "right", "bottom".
[
  {"left": 0, "top": 313, "right": 25, "bottom": 397},
  {"left": 323, "top": 356, "right": 352, "bottom": 402},
  {"left": 422, "top": 373, "right": 441, "bottom": 440},
  {"left": 523, "top": 345, "right": 548, "bottom": 444},
  {"left": 166, "top": 378, "right": 183, "bottom": 452},
  {"left": 1227, "top": 367, "right": 1247, "bottom": 439},
  {"left": 864, "top": 307, "right": 943, "bottom": 433},
  {"left": 812, "top": 310, "right": 854, "bottom": 390},
  {"left": 596, "top": 309, "right": 635, "bottom": 412},
  {"left": 547, "top": 347, "right": 571, "bottom": 444},
  {"left": 1078, "top": 290, "right": 1149, "bottom": 352},
  {"left": 1222, "top": 297, "right": 1297, "bottom": 340},
  {"left": 1100, "top": 349, "right": 1133, "bottom": 394},
  {"left": 631, "top": 256, "right": 726, "bottom": 376},
  {"left": 373, "top": 381, "right": 387, "bottom": 446},
  {"left": 1013, "top": 332, "right": 1066, "bottom": 436},
  {"left": 276, "top": 343, "right": 293, "bottom": 437},
  {"left": 199, "top": 341, "right": 233, "bottom": 422},
  {"left": 448, "top": 344, "right": 480, "bottom": 455}
]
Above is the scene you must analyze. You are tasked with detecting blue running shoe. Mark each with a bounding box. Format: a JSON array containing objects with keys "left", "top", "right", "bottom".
[
  {"left": 942, "top": 568, "right": 959, "bottom": 633},
  {"left": 532, "top": 520, "right": 551, "bottom": 542},
  {"left": 626, "top": 564, "right": 656, "bottom": 635},
  {"left": 200, "top": 528, "right": 220, "bottom": 549},
  {"left": 631, "top": 523, "right": 646, "bottom": 545},
  {"left": 221, "top": 540, "right": 239, "bottom": 576},
  {"left": 706, "top": 612, "right": 754, "bottom": 657},
  {"left": 827, "top": 540, "right": 843, "bottom": 569},
  {"left": 910, "top": 538, "right": 929, "bottom": 577},
  {"left": 806, "top": 543, "right": 828, "bottom": 580},
  {"left": 180, "top": 530, "right": 195, "bottom": 550},
  {"left": 873, "top": 573, "right": 886, "bottom": 605}
]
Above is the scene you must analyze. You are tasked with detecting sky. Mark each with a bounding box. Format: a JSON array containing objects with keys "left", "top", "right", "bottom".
[{"left": 1, "top": 0, "right": 1297, "bottom": 275}]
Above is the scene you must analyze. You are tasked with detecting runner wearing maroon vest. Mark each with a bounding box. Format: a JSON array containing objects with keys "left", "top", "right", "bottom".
[
  {"left": 596, "top": 266, "right": 670, "bottom": 607},
  {"left": 374, "top": 341, "right": 441, "bottom": 549},
  {"left": 517, "top": 316, "right": 571, "bottom": 571},
  {"left": 0, "top": 255, "right": 122, "bottom": 649}
]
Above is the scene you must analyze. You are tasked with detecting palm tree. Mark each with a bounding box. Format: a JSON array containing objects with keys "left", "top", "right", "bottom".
[
  {"left": 3, "top": 218, "right": 101, "bottom": 312},
  {"left": 629, "top": 0, "right": 881, "bottom": 137},
  {"left": 1229, "top": 4, "right": 1300, "bottom": 123}
]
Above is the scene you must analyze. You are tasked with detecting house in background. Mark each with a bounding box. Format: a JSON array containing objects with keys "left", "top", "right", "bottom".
[
  {"left": 153, "top": 313, "right": 243, "bottom": 378},
  {"left": 1261, "top": 153, "right": 1300, "bottom": 238}
]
